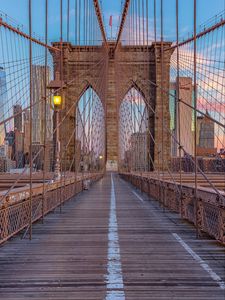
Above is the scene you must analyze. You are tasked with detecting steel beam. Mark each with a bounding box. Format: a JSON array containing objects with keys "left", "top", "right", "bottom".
[
  {"left": 115, "top": 0, "right": 131, "bottom": 50},
  {"left": 93, "top": 0, "right": 107, "bottom": 44},
  {"left": 0, "top": 17, "right": 60, "bottom": 51},
  {"left": 170, "top": 19, "right": 225, "bottom": 50}
]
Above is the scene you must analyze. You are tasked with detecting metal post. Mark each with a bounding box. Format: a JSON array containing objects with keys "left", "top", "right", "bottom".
[{"left": 54, "top": 109, "right": 61, "bottom": 180}]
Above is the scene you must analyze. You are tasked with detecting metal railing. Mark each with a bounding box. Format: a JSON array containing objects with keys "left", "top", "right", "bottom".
[
  {"left": 0, "top": 172, "right": 103, "bottom": 245},
  {"left": 120, "top": 172, "right": 225, "bottom": 244}
]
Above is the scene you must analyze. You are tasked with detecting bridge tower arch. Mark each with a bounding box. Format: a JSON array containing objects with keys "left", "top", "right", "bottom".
[{"left": 52, "top": 41, "right": 174, "bottom": 171}]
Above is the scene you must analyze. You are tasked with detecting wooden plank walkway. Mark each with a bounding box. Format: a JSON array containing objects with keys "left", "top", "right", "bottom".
[{"left": 0, "top": 173, "right": 224, "bottom": 299}]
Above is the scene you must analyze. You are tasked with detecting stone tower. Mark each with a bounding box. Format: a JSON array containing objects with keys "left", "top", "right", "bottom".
[{"left": 51, "top": 41, "right": 174, "bottom": 171}]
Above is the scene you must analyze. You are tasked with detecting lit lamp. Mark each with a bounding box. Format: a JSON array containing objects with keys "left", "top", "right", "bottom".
[
  {"left": 53, "top": 95, "right": 62, "bottom": 109},
  {"left": 47, "top": 71, "right": 65, "bottom": 180},
  {"left": 99, "top": 155, "right": 103, "bottom": 171}
]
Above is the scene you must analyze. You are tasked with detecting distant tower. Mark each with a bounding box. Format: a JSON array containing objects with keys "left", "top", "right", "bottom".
[
  {"left": 198, "top": 111, "right": 214, "bottom": 149},
  {"left": 32, "top": 65, "right": 52, "bottom": 144},
  {"left": 0, "top": 66, "right": 7, "bottom": 144},
  {"left": 13, "top": 105, "right": 23, "bottom": 131},
  {"left": 23, "top": 110, "right": 31, "bottom": 154},
  {"left": 170, "top": 77, "right": 194, "bottom": 157}
]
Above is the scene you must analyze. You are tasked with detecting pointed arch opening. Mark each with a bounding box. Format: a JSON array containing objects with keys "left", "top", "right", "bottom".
[
  {"left": 119, "top": 87, "right": 151, "bottom": 172},
  {"left": 76, "top": 86, "right": 105, "bottom": 172}
]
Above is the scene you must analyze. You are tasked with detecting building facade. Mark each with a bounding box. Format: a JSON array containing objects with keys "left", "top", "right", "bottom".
[
  {"left": 13, "top": 105, "right": 23, "bottom": 132},
  {"left": 170, "top": 77, "right": 194, "bottom": 157},
  {"left": 197, "top": 111, "right": 216, "bottom": 156},
  {"left": 32, "top": 65, "right": 52, "bottom": 144}
]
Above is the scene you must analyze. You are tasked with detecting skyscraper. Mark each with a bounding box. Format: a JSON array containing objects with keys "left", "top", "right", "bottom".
[
  {"left": 0, "top": 67, "right": 7, "bottom": 145},
  {"left": 32, "top": 65, "right": 52, "bottom": 144},
  {"left": 197, "top": 111, "right": 215, "bottom": 149},
  {"left": 13, "top": 105, "right": 23, "bottom": 131},
  {"left": 170, "top": 77, "right": 194, "bottom": 157},
  {"left": 23, "top": 110, "right": 30, "bottom": 154}
]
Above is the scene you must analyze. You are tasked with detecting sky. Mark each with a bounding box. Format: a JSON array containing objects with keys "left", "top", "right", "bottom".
[{"left": 0, "top": 0, "right": 224, "bottom": 42}]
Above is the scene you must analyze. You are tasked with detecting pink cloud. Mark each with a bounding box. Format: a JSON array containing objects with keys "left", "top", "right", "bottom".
[{"left": 197, "top": 97, "right": 225, "bottom": 114}]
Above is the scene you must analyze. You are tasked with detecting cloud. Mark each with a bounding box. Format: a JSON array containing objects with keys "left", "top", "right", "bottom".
[
  {"left": 197, "top": 97, "right": 225, "bottom": 114},
  {"left": 122, "top": 88, "right": 146, "bottom": 105},
  {"left": 171, "top": 46, "right": 225, "bottom": 116}
]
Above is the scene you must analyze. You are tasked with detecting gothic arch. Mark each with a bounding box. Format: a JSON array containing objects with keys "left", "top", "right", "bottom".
[{"left": 119, "top": 80, "right": 147, "bottom": 107}]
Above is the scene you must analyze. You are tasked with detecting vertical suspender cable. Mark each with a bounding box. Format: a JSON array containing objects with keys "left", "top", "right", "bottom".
[
  {"left": 63, "top": 0, "right": 69, "bottom": 191},
  {"left": 138, "top": 0, "right": 140, "bottom": 45},
  {"left": 146, "top": 0, "right": 150, "bottom": 172},
  {"left": 82, "top": 0, "right": 86, "bottom": 182},
  {"left": 67, "top": 0, "right": 70, "bottom": 42},
  {"left": 137, "top": 0, "right": 140, "bottom": 172},
  {"left": 142, "top": 0, "right": 144, "bottom": 45},
  {"left": 135, "top": 0, "right": 138, "bottom": 45},
  {"left": 42, "top": 0, "right": 48, "bottom": 222},
  {"left": 160, "top": 0, "right": 165, "bottom": 209},
  {"left": 143, "top": 0, "right": 145, "bottom": 172},
  {"left": 59, "top": 0, "right": 63, "bottom": 213},
  {"left": 153, "top": 0, "right": 160, "bottom": 199},
  {"left": 154, "top": 0, "right": 156, "bottom": 42},
  {"left": 176, "top": 0, "right": 183, "bottom": 216},
  {"left": 29, "top": 0, "right": 33, "bottom": 240},
  {"left": 73, "top": 0, "right": 77, "bottom": 193},
  {"left": 194, "top": 0, "right": 199, "bottom": 238}
]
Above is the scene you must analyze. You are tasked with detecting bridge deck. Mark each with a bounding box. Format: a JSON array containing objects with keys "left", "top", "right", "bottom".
[{"left": 0, "top": 174, "right": 224, "bottom": 299}]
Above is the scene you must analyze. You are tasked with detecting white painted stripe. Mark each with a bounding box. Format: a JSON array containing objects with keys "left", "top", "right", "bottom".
[
  {"left": 105, "top": 174, "right": 125, "bottom": 299},
  {"left": 132, "top": 190, "right": 158, "bottom": 218},
  {"left": 132, "top": 191, "right": 144, "bottom": 202},
  {"left": 172, "top": 233, "right": 225, "bottom": 290}
]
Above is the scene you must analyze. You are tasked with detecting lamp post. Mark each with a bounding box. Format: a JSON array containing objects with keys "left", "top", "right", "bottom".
[
  {"left": 47, "top": 71, "right": 65, "bottom": 181},
  {"left": 53, "top": 95, "right": 62, "bottom": 180}
]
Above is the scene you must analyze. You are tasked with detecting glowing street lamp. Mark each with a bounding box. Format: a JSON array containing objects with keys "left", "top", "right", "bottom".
[
  {"left": 98, "top": 155, "right": 104, "bottom": 171},
  {"left": 53, "top": 95, "right": 62, "bottom": 109},
  {"left": 47, "top": 71, "right": 65, "bottom": 180}
]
